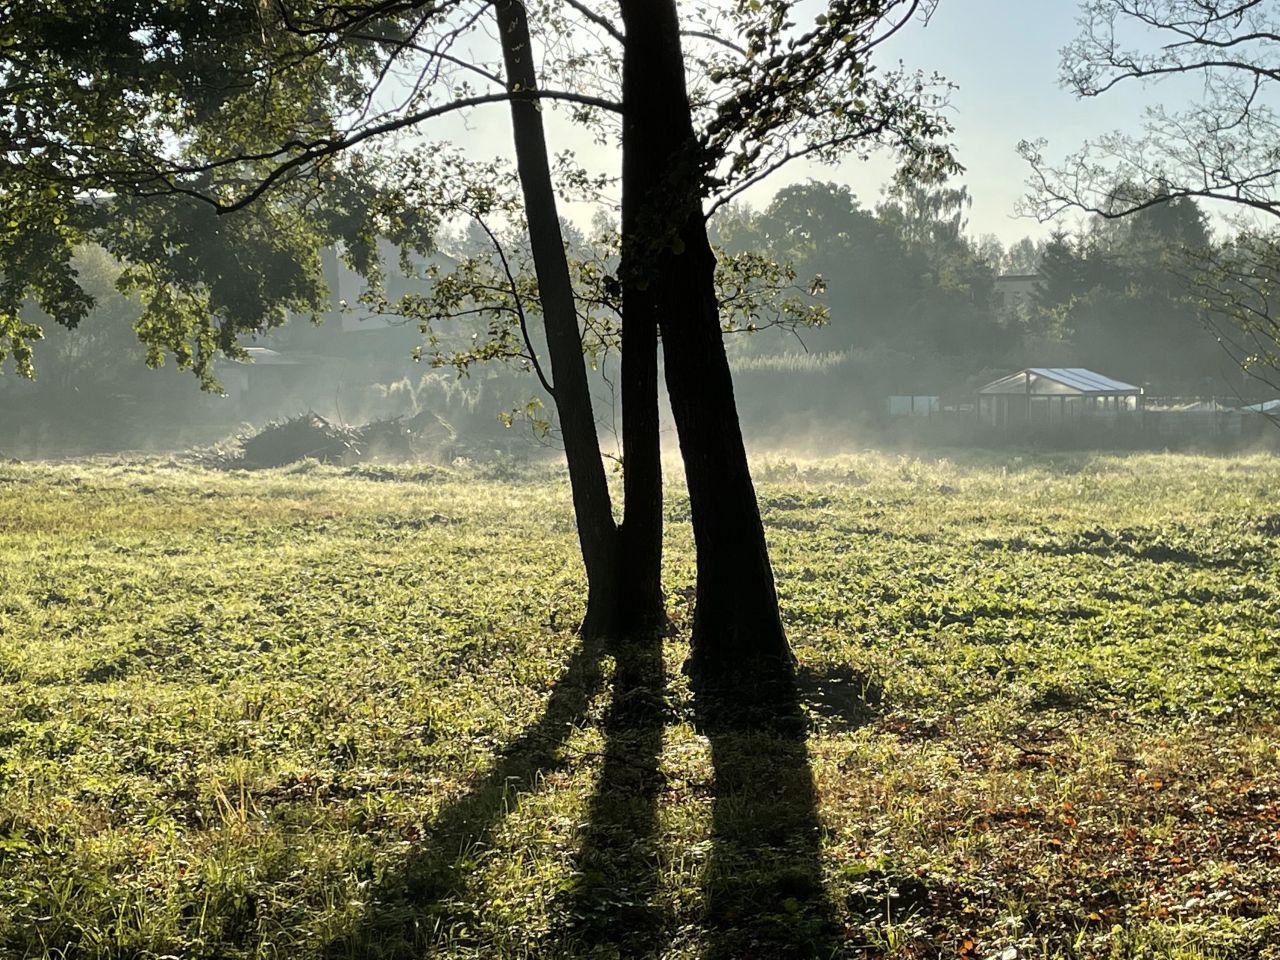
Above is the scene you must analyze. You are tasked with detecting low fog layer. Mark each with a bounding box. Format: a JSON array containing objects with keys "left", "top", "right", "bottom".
[{"left": 3, "top": 185, "right": 1276, "bottom": 462}]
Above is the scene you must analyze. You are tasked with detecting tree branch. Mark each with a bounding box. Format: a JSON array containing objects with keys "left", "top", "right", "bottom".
[
  {"left": 100, "top": 89, "right": 623, "bottom": 214},
  {"left": 470, "top": 212, "right": 556, "bottom": 398},
  {"left": 563, "top": 0, "right": 624, "bottom": 44}
]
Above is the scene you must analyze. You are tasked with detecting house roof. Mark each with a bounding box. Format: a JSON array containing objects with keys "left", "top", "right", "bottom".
[
  {"left": 979, "top": 368, "right": 1142, "bottom": 396},
  {"left": 239, "top": 347, "right": 300, "bottom": 366}
]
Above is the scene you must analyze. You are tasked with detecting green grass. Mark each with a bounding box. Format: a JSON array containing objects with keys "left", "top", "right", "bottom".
[{"left": 1, "top": 451, "right": 1279, "bottom": 959}]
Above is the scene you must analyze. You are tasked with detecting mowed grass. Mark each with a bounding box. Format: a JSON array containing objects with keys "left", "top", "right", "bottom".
[{"left": 1, "top": 451, "right": 1279, "bottom": 959}]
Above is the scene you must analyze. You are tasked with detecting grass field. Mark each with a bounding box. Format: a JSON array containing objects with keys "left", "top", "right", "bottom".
[{"left": 1, "top": 451, "right": 1279, "bottom": 959}]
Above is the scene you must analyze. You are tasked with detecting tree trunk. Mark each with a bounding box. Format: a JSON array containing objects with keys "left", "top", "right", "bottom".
[
  {"left": 617, "top": 276, "right": 666, "bottom": 633},
  {"left": 618, "top": 0, "right": 792, "bottom": 690},
  {"left": 496, "top": 0, "right": 620, "bottom": 638},
  {"left": 617, "top": 12, "right": 667, "bottom": 636}
]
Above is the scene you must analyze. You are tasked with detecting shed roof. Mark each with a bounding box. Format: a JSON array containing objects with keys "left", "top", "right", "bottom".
[{"left": 979, "top": 368, "right": 1141, "bottom": 397}]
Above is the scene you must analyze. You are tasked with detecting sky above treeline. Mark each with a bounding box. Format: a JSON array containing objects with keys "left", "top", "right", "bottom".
[
  {"left": 435, "top": 0, "right": 1194, "bottom": 246},
  {"left": 756, "top": 0, "right": 1194, "bottom": 244}
]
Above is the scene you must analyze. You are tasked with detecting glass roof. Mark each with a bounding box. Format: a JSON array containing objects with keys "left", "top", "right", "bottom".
[{"left": 979, "top": 368, "right": 1141, "bottom": 396}]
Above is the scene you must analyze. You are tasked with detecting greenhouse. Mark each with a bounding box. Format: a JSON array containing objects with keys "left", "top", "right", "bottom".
[{"left": 977, "top": 368, "right": 1142, "bottom": 428}]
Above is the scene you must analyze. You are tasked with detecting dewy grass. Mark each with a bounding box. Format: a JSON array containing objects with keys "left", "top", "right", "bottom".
[{"left": 1, "top": 451, "right": 1278, "bottom": 959}]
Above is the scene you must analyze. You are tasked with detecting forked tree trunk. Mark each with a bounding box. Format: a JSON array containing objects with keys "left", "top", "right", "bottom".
[
  {"left": 618, "top": 0, "right": 792, "bottom": 689},
  {"left": 496, "top": 0, "right": 621, "bottom": 638}
]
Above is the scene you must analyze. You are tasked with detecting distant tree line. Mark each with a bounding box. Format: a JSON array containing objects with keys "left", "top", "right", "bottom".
[
  {"left": 717, "top": 180, "right": 1247, "bottom": 415},
  {"left": 5, "top": 176, "right": 1256, "bottom": 459},
  {"left": 1029, "top": 198, "right": 1232, "bottom": 395}
]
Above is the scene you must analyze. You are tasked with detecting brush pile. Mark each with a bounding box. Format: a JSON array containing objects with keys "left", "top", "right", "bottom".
[
  {"left": 190, "top": 411, "right": 463, "bottom": 469},
  {"left": 240, "top": 413, "right": 362, "bottom": 468}
]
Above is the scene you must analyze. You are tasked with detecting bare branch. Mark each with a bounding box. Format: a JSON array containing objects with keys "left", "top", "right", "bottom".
[
  {"left": 107, "top": 88, "right": 623, "bottom": 214},
  {"left": 562, "top": 0, "right": 624, "bottom": 44}
]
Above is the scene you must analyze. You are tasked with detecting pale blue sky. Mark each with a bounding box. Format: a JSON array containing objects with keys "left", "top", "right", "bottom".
[
  {"left": 436, "top": 1, "right": 1187, "bottom": 245},
  {"left": 772, "top": 0, "right": 1177, "bottom": 243}
]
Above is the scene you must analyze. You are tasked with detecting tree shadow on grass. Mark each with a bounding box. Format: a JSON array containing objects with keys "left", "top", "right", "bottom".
[
  {"left": 323, "top": 632, "right": 845, "bottom": 959},
  {"left": 544, "top": 630, "right": 669, "bottom": 955},
  {"left": 795, "top": 663, "right": 883, "bottom": 731},
  {"left": 696, "top": 679, "right": 843, "bottom": 960},
  {"left": 323, "top": 632, "right": 608, "bottom": 959}
]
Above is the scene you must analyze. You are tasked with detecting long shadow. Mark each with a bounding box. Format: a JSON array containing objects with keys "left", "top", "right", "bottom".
[
  {"left": 324, "top": 632, "right": 608, "bottom": 959},
  {"left": 545, "top": 631, "right": 669, "bottom": 954},
  {"left": 696, "top": 677, "right": 843, "bottom": 960},
  {"left": 322, "top": 632, "right": 847, "bottom": 958}
]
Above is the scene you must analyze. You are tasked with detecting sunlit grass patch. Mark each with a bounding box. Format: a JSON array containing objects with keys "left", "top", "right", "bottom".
[{"left": 1, "top": 451, "right": 1278, "bottom": 958}]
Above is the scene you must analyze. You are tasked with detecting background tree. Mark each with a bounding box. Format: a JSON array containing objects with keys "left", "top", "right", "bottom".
[
  {"left": 1003, "top": 236, "right": 1045, "bottom": 275},
  {"left": 1031, "top": 203, "right": 1224, "bottom": 390},
  {"left": 715, "top": 180, "right": 1002, "bottom": 385},
  {"left": 878, "top": 178, "right": 1002, "bottom": 359},
  {"left": 1189, "top": 231, "right": 1280, "bottom": 390},
  {"left": 1021, "top": 0, "right": 1280, "bottom": 390},
  {"left": 720, "top": 182, "right": 916, "bottom": 354}
]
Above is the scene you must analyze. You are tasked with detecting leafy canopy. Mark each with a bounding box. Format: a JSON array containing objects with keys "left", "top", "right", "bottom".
[{"left": 3, "top": 0, "right": 955, "bottom": 386}]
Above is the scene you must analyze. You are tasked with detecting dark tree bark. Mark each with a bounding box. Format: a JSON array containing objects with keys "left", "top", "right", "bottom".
[
  {"left": 617, "top": 271, "right": 666, "bottom": 633},
  {"left": 618, "top": 0, "right": 792, "bottom": 689},
  {"left": 496, "top": 0, "right": 621, "bottom": 638},
  {"left": 617, "top": 19, "right": 668, "bottom": 637}
]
